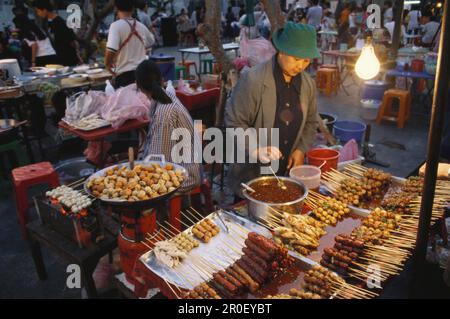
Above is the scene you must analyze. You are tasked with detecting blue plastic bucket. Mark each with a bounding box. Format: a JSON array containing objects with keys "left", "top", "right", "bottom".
[
  {"left": 361, "top": 80, "right": 389, "bottom": 101},
  {"left": 149, "top": 54, "right": 175, "bottom": 81},
  {"left": 333, "top": 120, "right": 367, "bottom": 143}
]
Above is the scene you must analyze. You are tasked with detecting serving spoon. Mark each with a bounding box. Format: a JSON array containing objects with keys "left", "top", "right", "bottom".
[
  {"left": 268, "top": 166, "right": 287, "bottom": 190},
  {"left": 241, "top": 182, "right": 256, "bottom": 193}
]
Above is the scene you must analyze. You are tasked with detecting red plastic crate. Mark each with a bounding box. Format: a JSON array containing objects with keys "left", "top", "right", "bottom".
[{"left": 176, "top": 87, "right": 220, "bottom": 111}]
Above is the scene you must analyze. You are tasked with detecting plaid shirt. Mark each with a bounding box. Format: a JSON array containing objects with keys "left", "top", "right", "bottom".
[{"left": 142, "top": 90, "right": 202, "bottom": 193}]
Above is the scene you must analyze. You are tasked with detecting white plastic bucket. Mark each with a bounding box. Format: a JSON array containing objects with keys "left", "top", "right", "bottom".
[
  {"left": 360, "top": 99, "right": 381, "bottom": 121},
  {"left": 289, "top": 165, "right": 321, "bottom": 190}
]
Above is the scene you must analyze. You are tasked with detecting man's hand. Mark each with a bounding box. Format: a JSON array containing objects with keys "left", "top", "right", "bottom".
[
  {"left": 252, "top": 146, "right": 283, "bottom": 164},
  {"left": 287, "top": 149, "right": 304, "bottom": 170}
]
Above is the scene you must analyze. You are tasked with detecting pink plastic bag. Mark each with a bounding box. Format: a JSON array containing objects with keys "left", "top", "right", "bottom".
[
  {"left": 83, "top": 140, "right": 112, "bottom": 166},
  {"left": 88, "top": 91, "right": 108, "bottom": 115},
  {"left": 339, "top": 139, "right": 359, "bottom": 162},
  {"left": 101, "top": 84, "right": 151, "bottom": 128},
  {"left": 239, "top": 32, "right": 276, "bottom": 67}
]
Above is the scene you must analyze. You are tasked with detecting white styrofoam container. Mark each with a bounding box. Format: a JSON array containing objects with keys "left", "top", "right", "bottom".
[{"left": 360, "top": 99, "right": 382, "bottom": 121}]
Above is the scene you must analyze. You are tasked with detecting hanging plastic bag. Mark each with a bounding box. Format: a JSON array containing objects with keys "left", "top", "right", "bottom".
[
  {"left": 101, "top": 83, "right": 151, "bottom": 128},
  {"left": 239, "top": 31, "right": 276, "bottom": 67}
]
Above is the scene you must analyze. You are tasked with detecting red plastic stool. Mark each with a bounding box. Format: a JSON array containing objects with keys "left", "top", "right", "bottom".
[
  {"left": 168, "top": 179, "right": 214, "bottom": 232},
  {"left": 12, "top": 162, "right": 60, "bottom": 239}
]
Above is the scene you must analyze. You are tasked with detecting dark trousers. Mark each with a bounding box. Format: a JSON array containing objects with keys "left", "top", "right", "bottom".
[{"left": 114, "top": 70, "right": 136, "bottom": 89}]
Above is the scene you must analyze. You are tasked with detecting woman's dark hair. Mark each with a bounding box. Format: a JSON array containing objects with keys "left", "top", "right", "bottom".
[
  {"left": 22, "top": 19, "right": 47, "bottom": 41},
  {"left": 32, "top": 0, "right": 54, "bottom": 11},
  {"left": 115, "top": 0, "right": 135, "bottom": 12},
  {"left": 135, "top": 60, "right": 172, "bottom": 104},
  {"left": 135, "top": 0, "right": 146, "bottom": 10}
]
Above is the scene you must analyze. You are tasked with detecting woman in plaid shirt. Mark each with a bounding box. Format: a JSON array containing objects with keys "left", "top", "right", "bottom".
[{"left": 136, "top": 60, "right": 201, "bottom": 193}]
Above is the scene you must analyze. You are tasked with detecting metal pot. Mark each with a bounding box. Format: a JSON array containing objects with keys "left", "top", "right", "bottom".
[{"left": 242, "top": 176, "right": 308, "bottom": 221}]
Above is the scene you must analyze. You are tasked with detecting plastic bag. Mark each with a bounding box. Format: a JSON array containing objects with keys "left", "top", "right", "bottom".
[
  {"left": 339, "top": 139, "right": 359, "bottom": 162},
  {"left": 105, "top": 80, "right": 115, "bottom": 95},
  {"left": 101, "top": 83, "right": 151, "bottom": 128},
  {"left": 239, "top": 32, "right": 276, "bottom": 67},
  {"left": 64, "top": 91, "right": 93, "bottom": 123},
  {"left": 83, "top": 140, "right": 112, "bottom": 165}
]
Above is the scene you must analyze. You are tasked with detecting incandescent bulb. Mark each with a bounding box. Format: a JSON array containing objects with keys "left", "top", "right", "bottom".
[{"left": 355, "top": 44, "right": 381, "bottom": 80}]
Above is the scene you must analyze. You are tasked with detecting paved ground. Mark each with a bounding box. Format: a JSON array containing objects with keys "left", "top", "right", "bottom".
[{"left": 0, "top": 45, "right": 446, "bottom": 299}]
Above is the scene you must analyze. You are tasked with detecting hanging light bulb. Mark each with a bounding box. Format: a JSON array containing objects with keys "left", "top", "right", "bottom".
[{"left": 355, "top": 39, "right": 381, "bottom": 80}]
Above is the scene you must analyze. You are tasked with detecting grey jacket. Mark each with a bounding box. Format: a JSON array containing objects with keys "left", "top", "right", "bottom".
[{"left": 224, "top": 57, "right": 319, "bottom": 195}]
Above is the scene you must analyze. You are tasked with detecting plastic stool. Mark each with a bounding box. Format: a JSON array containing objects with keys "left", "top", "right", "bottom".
[
  {"left": 200, "top": 58, "right": 214, "bottom": 74},
  {"left": 12, "top": 162, "right": 60, "bottom": 239},
  {"left": 316, "top": 68, "right": 339, "bottom": 96},
  {"left": 376, "top": 89, "right": 411, "bottom": 128},
  {"left": 168, "top": 179, "right": 214, "bottom": 232},
  {"left": 179, "top": 60, "right": 198, "bottom": 78},
  {"left": 175, "top": 65, "right": 187, "bottom": 79},
  {"left": 0, "top": 140, "right": 29, "bottom": 167}
]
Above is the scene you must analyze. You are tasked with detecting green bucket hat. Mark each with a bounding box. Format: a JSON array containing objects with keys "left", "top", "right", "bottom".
[{"left": 272, "top": 22, "right": 321, "bottom": 59}]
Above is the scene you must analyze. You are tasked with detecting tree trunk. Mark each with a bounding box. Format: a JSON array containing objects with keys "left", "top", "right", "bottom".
[
  {"left": 76, "top": 0, "right": 115, "bottom": 60},
  {"left": 260, "top": 0, "right": 286, "bottom": 32},
  {"left": 196, "top": 0, "right": 235, "bottom": 127}
]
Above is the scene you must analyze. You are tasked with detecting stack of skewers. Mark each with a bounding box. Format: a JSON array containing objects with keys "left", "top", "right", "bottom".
[
  {"left": 306, "top": 191, "right": 351, "bottom": 226},
  {"left": 257, "top": 207, "right": 327, "bottom": 256},
  {"left": 322, "top": 165, "right": 393, "bottom": 208},
  {"left": 45, "top": 178, "right": 96, "bottom": 216},
  {"left": 158, "top": 228, "right": 295, "bottom": 299}
]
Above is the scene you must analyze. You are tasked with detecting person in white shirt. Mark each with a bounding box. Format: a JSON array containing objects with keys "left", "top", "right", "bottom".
[
  {"left": 306, "top": 0, "right": 323, "bottom": 30},
  {"left": 385, "top": 20, "right": 406, "bottom": 45},
  {"left": 383, "top": 1, "right": 393, "bottom": 26},
  {"left": 15, "top": 16, "right": 57, "bottom": 67},
  {"left": 105, "top": 0, "right": 155, "bottom": 88},
  {"left": 421, "top": 16, "right": 440, "bottom": 45},
  {"left": 407, "top": 6, "right": 421, "bottom": 32}
]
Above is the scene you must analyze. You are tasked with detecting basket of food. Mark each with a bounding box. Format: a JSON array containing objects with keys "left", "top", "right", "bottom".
[
  {"left": 242, "top": 176, "right": 308, "bottom": 221},
  {"left": 84, "top": 155, "right": 187, "bottom": 208}
]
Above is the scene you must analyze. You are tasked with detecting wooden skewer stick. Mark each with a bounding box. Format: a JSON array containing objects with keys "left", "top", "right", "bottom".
[
  {"left": 157, "top": 222, "right": 178, "bottom": 237},
  {"left": 175, "top": 217, "right": 194, "bottom": 229},
  {"left": 189, "top": 207, "right": 206, "bottom": 221},
  {"left": 221, "top": 240, "right": 243, "bottom": 256},
  {"left": 156, "top": 227, "right": 173, "bottom": 239},
  {"left": 229, "top": 222, "right": 250, "bottom": 235},
  {"left": 184, "top": 209, "right": 202, "bottom": 222},
  {"left": 161, "top": 275, "right": 181, "bottom": 299},
  {"left": 181, "top": 210, "right": 200, "bottom": 225}
]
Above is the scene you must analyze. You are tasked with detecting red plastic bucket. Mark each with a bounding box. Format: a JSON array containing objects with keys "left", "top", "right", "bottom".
[{"left": 306, "top": 148, "right": 340, "bottom": 173}]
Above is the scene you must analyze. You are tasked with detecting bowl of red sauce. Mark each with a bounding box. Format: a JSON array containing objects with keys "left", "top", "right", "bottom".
[{"left": 242, "top": 176, "right": 308, "bottom": 221}]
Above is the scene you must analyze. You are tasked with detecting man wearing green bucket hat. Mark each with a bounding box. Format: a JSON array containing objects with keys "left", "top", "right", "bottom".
[{"left": 225, "top": 22, "right": 321, "bottom": 196}]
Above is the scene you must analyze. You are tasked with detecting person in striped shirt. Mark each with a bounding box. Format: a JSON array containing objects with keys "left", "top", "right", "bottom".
[{"left": 135, "top": 60, "right": 201, "bottom": 193}]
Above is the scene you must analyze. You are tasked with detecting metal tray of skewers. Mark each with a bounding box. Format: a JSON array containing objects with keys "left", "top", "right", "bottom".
[
  {"left": 35, "top": 182, "right": 105, "bottom": 248},
  {"left": 139, "top": 205, "right": 376, "bottom": 299},
  {"left": 140, "top": 209, "right": 280, "bottom": 289},
  {"left": 321, "top": 163, "right": 407, "bottom": 218}
]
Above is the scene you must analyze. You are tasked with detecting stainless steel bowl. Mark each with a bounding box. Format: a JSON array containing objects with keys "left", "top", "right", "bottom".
[{"left": 242, "top": 176, "right": 308, "bottom": 221}]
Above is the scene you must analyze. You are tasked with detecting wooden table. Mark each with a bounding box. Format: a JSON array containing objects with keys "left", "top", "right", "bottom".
[{"left": 26, "top": 217, "right": 118, "bottom": 298}]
